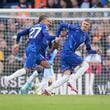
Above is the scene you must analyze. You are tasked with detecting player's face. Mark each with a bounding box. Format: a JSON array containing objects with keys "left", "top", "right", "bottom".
[
  {"left": 81, "top": 21, "right": 90, "bottom": 32},
  {"left": 44, "top": 18, "right": 52, "bottom": 27}
]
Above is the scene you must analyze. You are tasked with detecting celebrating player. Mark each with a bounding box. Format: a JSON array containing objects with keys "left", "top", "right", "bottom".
[
  {"left": 3, "top": 15, "right": 61, "bottom": 88},
  {"left": 43, "top": 19, "right": 101, "bottom": 96}
]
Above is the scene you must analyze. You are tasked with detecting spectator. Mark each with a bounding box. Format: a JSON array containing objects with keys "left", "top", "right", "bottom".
[
  {"left": 5, "top": 19, "right": 17, "bottom": 50},
  {"left": 0, "top": 0, "right": 6, "bottom": 8},
  {"left": 80, "top": 0, "right": 91, "bottom": 8},
  {"left": 34, "top": 0, "right": 47, "bottom": 8},
  {"left": 100, "top": 0, "right": 108, "bottom": 7},
  {"left": 0, "top": 61, "right": 4, "bottom": 74},
  {"left": 71, "top": 0, "right": 79, "bottom": 8},
  {"left": 0, "top": 32, "right": 7, "bottom": 75},
  {"left": 16, "top": 0, "right": 31, "bottom": 17},
  {"left": 16, "top": 0, "right": 31, "bottom": 8},
  {"left": 106, "top": 35, "right": 110, "bottom": 50},
  {"left": 30, "top": 0, "right": 35, "bottom": 8},
  {"left": 91, "top": 0, "right": 103, "bottom": 8},
  {"left": 101, "top": 48, "right": 110, "bottom": 90},
  {"left": 5, "top": 51, "right": 24, "bottom": 74},
  {"left": 46, "top": 0, "right": 60, "bottom": 8},
  {"left": 60, "top": 0, "right": 72, "bottom": 8}
]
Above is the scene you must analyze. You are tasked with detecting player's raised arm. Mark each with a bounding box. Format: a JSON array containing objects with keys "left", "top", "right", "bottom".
[
  {"left": 16, "top": 28, "right": 30, "bottom": 44},
  {"left": 12, "top": 28, "right": 30, "bottom": 55},
  {"left": 85, "top": 34, "right": 97, "bottom": 54},
  {"left": 42, "top": 25, "right": 56, "bottom": 41},
  {"left": 56, "top": 22, "right": 77, "bottom": 37}
]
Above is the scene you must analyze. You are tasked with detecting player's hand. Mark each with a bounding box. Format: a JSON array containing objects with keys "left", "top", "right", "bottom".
[
  {"left": 52, "top": 37, "right": 61, "bottom": 49},
  {"left": 97, "top": 49, "right": 102, "bottom": 54},
  {"left": 12, "top": 44, "right": 19, "bottom": 55},
  {"left": 55, "top": 37, "right": 62, "bottom": 44},
  {"left": 60, "top": 31, "right": 67, "bottom": 38}
]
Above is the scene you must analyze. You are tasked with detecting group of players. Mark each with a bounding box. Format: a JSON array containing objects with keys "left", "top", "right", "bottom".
[{"left": 3, "top": 15, "right": 101, "bottom": 96}]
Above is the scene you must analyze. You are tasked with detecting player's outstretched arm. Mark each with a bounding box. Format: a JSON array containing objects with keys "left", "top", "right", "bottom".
[
  {"left": 13, "top": 28, "right": 30, "bottom": 55},
  {"left": 85, "top": 35, "right": 97, "bottom": 54},
  {"left": 56, "top": 22, "right": 76, "bottom": 37},
  {"left": 16, "top": 28, "right": 30, "bottom": 44},
  {"left": 42, "top": 26, "right": 56, "bottom": 41},
  {"left": 85, "top": 37, "right": 102, "bottom": 54}
]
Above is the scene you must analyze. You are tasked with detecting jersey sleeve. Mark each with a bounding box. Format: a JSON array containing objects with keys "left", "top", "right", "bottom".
[
  {"left": 42, "top": 26, "right": 56, "bottom": 41},
  {"left": 16, "top": 28, "right": 30, "bottom": 43},
  {"left": 56, "top": 22, "right": 77, "bottom": 37},
  {"left": 85, "top": 34, "right": 97, "bottom": 54}
]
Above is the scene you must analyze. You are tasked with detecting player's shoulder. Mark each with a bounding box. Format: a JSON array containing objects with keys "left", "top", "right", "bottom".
[
  {"left": 41, "top": 24, "right": 49, "bottom": 31},
  {"left": 39, "top": 23, "right": 46, "bottom": 27},
  {"left": 85, "top": 32, "right": 89, "bottom": 36},
  {"left": 75, "top": 26, "right": 80, "bottom": 30},
  {"left": 33, "top": 23, "right": 48, "bottom": 30}
]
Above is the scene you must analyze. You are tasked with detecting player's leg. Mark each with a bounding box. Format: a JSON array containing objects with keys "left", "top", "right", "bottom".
[
  {"left": 43, "top": 53, "right": 79, "bottom": 95},
  {"left": 43, "top": 58, "right": 71, "bottom": 95},
  {"left": 20, "top": 54, "right": 51, "bottom": 94},
  {"left": 20, "top": 54, "right": 45, "bottom": 94},
  {"left": 35, "top": 66, "right": 52, "bottom": 94},
  {"left": 36, "top": 69, "right": 49, "bottom": 91},
  {"left": 43, "top": 69, "right": 70, "bottom": 95},
  {"left": 3, "top": 68, "right": 26, "bottom": 88},
  {"left": 48, "top": 65, "right": 55, "bottom": 85},
  {"left": 67, "top": 61, "right": 89, "bottom": 93},
  {"left": 3, "top": 51, "right": 37, "bottom": 88},
  {"left": 40, "top": 59, "right": 50, "bottom": 68},
  {"left": 35, "top": 78, "right": 48, "bottom": 94},
  {"left": 36, "top": 65, "right": 56, "bottom": 94},
  {"left": 20, "top": 70, "right": 39, "bottom": 94},
  {"left": 69, "top": 61, "right": 89, "bottom": 81},
  {"left": 33, "top": 56, "right": 52, "bottom": 94},
  {"left": 68, "top": 54, "right": 89, "bottom": 93}
]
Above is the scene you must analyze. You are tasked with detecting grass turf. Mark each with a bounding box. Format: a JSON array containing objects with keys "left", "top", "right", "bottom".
[{"left": 0, "top": 95, "right": 110, "bottom": 110}]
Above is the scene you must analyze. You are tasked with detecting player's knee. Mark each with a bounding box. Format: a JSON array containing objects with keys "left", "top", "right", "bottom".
[
  {"left": 44, "top": 64, "right": 50, "bottom": 68},
  {"left": 63, "top": 69, "right": 71, "bottom": 75},
  {"left": 36, "top": 65, "right": 43, "bottom": 73},
  {"left": 25, "top": 68, "right": 33, "bottom": 73},
  {"left": 40, "top": 60, "right": 50, "bottom": 68}
]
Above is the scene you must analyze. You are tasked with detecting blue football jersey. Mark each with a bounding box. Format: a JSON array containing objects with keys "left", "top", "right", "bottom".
[
  {"left": 16, "top": 23, "right": 55, "bottom": 53},
  {"left": 56, "top": 22, "right": 96, "bottom": 54}
]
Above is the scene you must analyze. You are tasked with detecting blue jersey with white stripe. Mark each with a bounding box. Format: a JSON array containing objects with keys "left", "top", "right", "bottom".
[
  {"left": 56, "top": 22, "right": 96, "bottom": 54},
  {"left": 17, "top": 23, "right": 55, "bottom": 53}
]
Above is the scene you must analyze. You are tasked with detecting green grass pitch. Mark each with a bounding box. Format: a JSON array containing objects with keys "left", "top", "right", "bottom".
[{"left": 0, "top": 95, "right": 110, "bottom": 110}]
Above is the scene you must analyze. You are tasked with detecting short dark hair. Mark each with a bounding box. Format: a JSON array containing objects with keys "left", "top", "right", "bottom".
[{"left": 38, "top": 15, "right": 49, "bottom": 23}]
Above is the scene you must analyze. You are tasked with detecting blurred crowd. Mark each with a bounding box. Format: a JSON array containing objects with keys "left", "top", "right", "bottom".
[{"left": 0, "top": 0, "right": 110, "bottom": 8}]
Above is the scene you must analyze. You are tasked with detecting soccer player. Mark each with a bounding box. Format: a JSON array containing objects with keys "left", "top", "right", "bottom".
[
  {"left": 20, "top": 47, "right": 58, "bottom": 94},
  {"left": 19, "top": 28, "right": 59, "bottom": 94},
  {"left": 43, "top": 19, "right": 101, "bottom": 95},
  {"left": 3, "top": 15, "right": 60, "bottom": 88}
]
